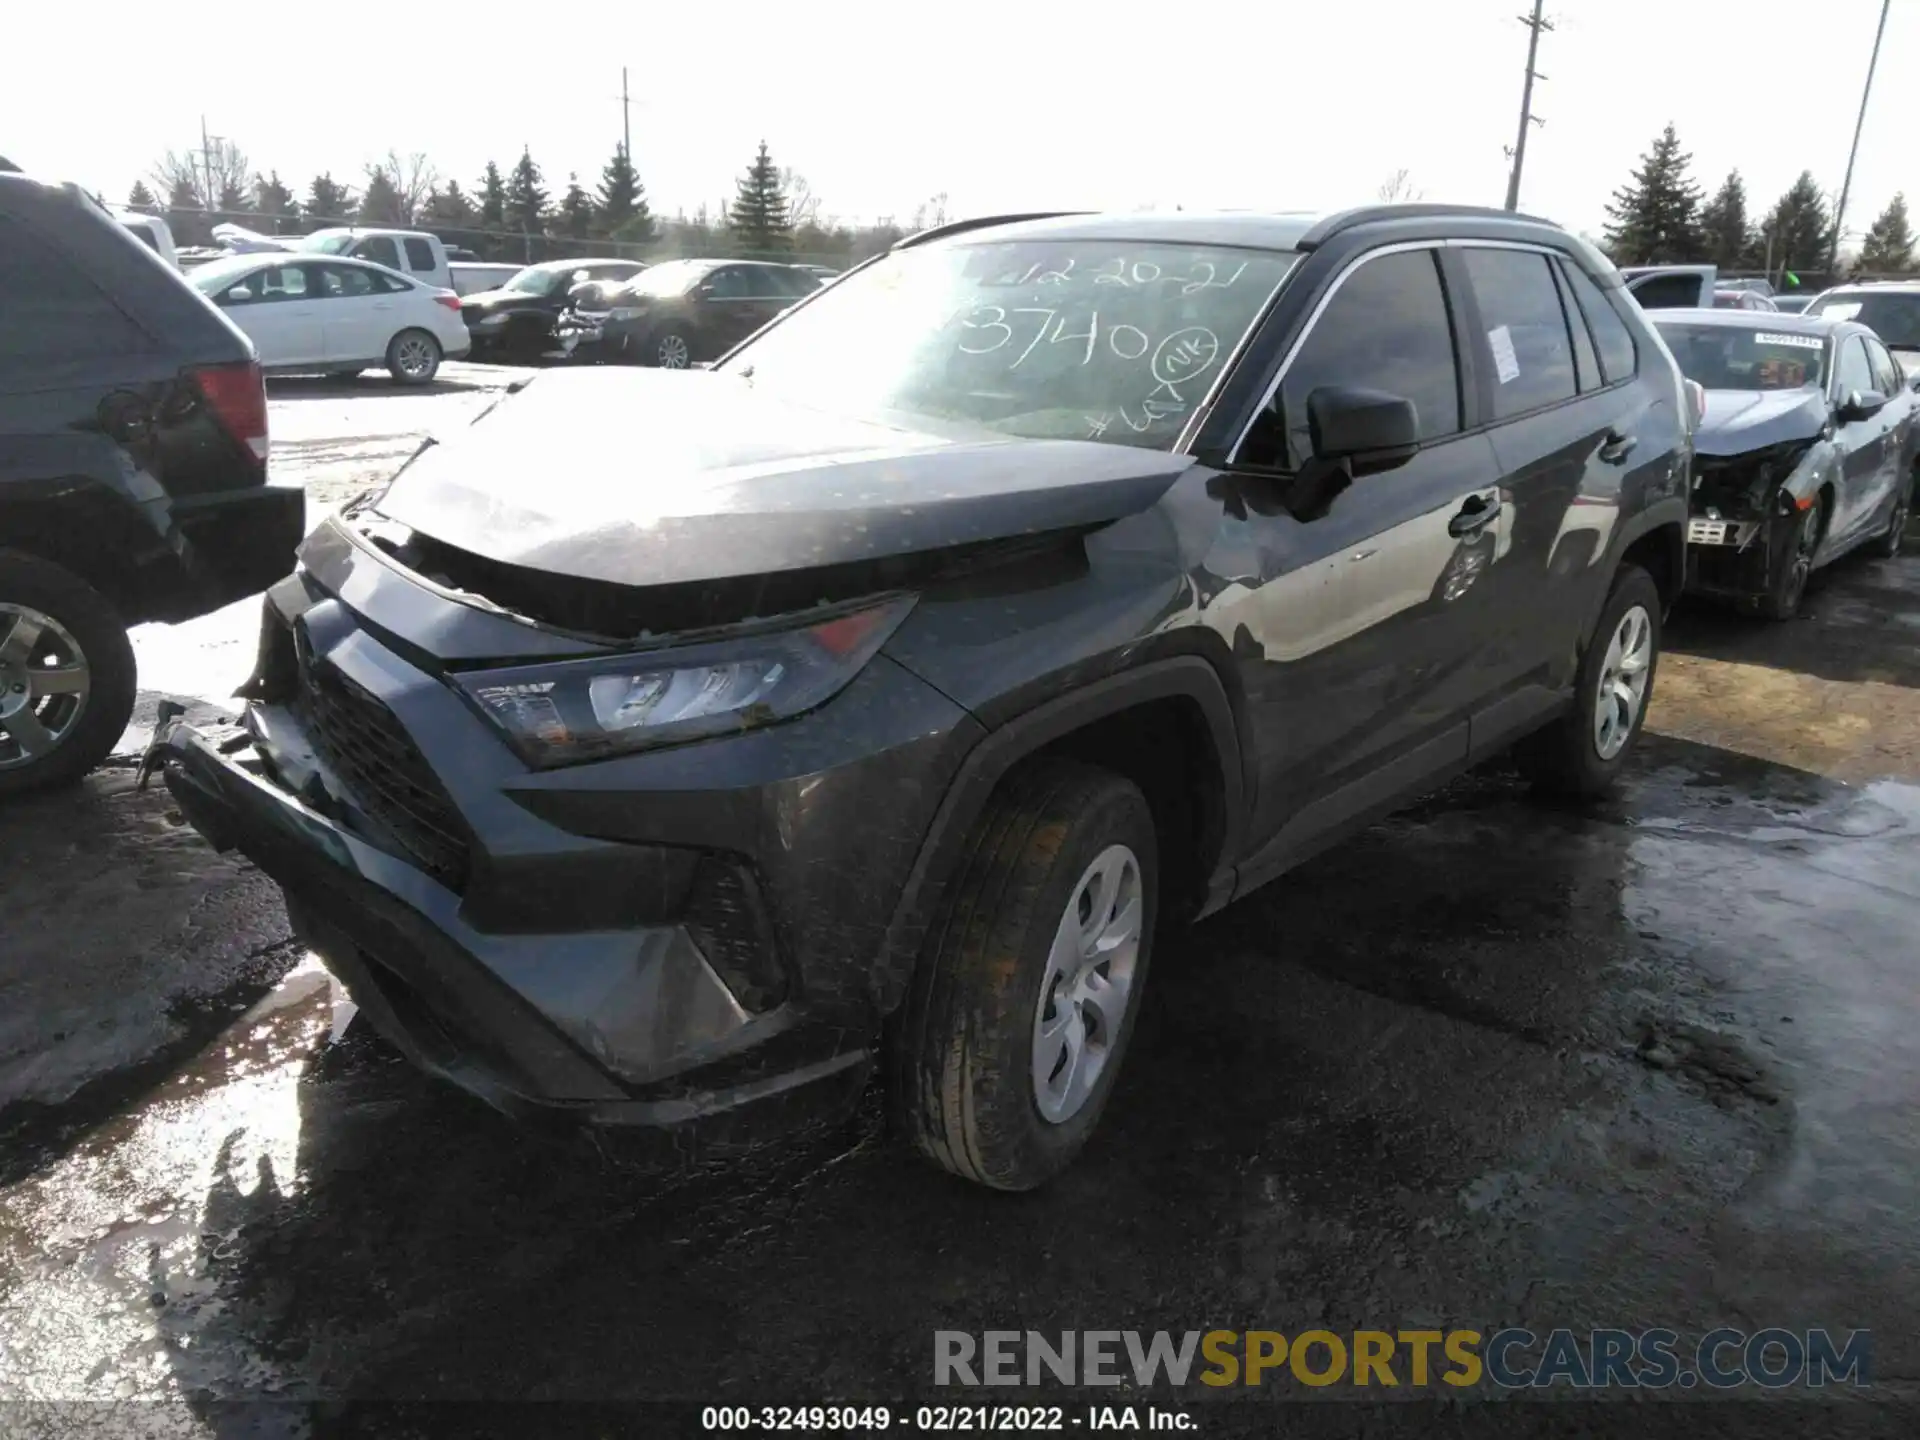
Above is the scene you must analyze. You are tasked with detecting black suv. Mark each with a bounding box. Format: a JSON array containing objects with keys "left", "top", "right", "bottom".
[
  {"left": 1, "top": 175, "right": 305, "bottom": 794},
  {"left": 149, "top": 206, "right": 1689, "bottom": 1189}
]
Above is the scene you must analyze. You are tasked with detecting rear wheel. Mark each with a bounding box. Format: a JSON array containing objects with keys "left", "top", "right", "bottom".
[
  {"left": 1516, "top": 564, "right": 1661, "bottom": 800},
  {"left": 892, "top": 760, "right": 1158, "bottom": 1191},
  {"left": 1870, "top": 472, "right": 1912, "bottom": 561},
  {"left": 386, "top": 329, "right": 441, "bottom": 385},
  {"left": 0, "top": 551, "right": 137, "bottom": 797}
]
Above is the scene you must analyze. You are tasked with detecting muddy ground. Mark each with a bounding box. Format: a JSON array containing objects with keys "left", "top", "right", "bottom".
[{"left": 2, "top": 364, "right": 1918, "bottom": 1430}]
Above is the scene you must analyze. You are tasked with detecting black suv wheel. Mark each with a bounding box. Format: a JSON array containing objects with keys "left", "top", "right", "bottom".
[
  {"left": 893, "top": 760, "right": 1158, "bottom": 1191},
  {"left": 1517, "top": 564, "right": 1662, "bottom": 799},
  {"left": 0, "top": 551, "right": 137, "bottom": 796}
]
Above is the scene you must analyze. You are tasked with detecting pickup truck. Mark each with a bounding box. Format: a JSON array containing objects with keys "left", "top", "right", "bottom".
[{"left": 1621, "top": 265, "right": 1780, "bottom": 312}]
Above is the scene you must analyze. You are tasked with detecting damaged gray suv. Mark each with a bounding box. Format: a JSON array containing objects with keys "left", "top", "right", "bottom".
[{"left": 150, "top": 206, "right": 1690, "bottom": 1190}]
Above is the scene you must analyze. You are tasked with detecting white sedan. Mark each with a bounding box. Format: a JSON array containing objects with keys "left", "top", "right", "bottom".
[{"left": 187, "top": 253, "right": 471, "bottom": 385}]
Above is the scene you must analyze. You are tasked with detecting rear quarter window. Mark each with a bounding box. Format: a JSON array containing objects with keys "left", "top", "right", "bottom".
[
  {"left": 1559, "top": 261, "right": 1637, "bottom": 385},
  {"left": 0, "top": 215, "right": 153, "bottom": 368}
]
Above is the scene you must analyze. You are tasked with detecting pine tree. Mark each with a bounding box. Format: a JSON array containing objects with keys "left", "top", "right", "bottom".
[
  {"left": 358, "top": 167, "right": 405, "bottom": 225},
  {"left": 1602, "top": 124, "right": 1703, "bottom": 264},
  {"left": 559, "top": 174, "right": 594, "bottom": 239},
  {"left": 1696, "top": 171, "right": 1750, "bottom": 269},
  {"left": 252, "top": 172, "right": 298, "bottom": 231},
  {"left": 215, "top": 178, "right": 252, "bottom": 215},
  {"left": 596, "top": 144, "right": 655, "bottom": 244},
  {"left": 1757, "top": 172, "right": 1832, "bottom": 282},
  {"left": 1856, "top": 193, "right": 1915, "bottom": 274},
  {"left": 422, "top": 181, "right": 476, "bottom": 229},
  {"left": 728, "top": 141, "right": 793, "bottom": 254},
  {"left": 476, "top": 162, "right": 508, "bottom": 230},
  {"left": 306, "top": 173, "right": 353, "bottom": 226},
  {"left": 505, "top": 148, "right": 549, "bottom": 234},
  {"left": 126, "top": 180, "right": 158, "bottom": 213}
]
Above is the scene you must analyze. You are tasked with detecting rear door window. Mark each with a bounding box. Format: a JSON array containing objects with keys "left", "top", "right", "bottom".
[
  {"left": 1558, "top": 262, "right": 1637, "bottom": 386},
  {"left": 317, "top": 264, "right": 380, "bottom": 298},
  {"left": 1461, "top": 248, "right": 1579, "bottom": 420},
  {"left": 402, "top": 237, "right": 435, "bottom": 272},
  {"left": 0, "top": 215, "right": 153, "bottom": 365}
]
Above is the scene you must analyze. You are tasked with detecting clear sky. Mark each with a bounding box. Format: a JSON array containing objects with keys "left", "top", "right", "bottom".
[{"left": 3, "top": 0, "right": 1912, "bottom": 244}]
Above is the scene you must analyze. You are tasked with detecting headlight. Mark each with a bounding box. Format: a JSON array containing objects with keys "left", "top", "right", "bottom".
[
  {"left": 452, "top": 595, "right": 915, "bottom": 767},
  {"left": 607, "top": 306, "right": 644, "bottom": 321}
]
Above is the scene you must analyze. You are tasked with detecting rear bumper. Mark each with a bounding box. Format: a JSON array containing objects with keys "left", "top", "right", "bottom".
[{"left": 140, "top": 483, "right": 306, "bottom": 624}]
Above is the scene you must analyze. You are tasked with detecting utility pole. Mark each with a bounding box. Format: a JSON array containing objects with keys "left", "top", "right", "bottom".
[
  {"left": 1503, "top": 0, "right": 1552, "bottom": 212},
  {"left": 1828, "top": 0, "right": 1890, "bottom": 276},
  {"left": 620, "top": 68, "right": 632, "bottom": 158},
  {"left": 197, "top": 115, "right": 226, "bottom": 212}
]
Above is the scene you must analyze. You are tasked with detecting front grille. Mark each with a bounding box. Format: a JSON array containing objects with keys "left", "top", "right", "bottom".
[{"left": 295, "top": 632, "right": 473, "bottom": 891}]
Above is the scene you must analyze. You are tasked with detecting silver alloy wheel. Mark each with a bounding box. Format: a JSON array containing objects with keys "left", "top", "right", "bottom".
[
  {"left": 1031, "top": 843, "right": 1143, "bottom": 1124},
  {"left": 1592, "top": 603, "right": 1653, "bottom": 762},
  {"left": 394, "top": 333, "right": 438, "bottom": 380},
  {"left": 0, "top": 604, "right": 91, "bottom": 771},
  {"left": 656, "top": 333, "right": 691, "bottom": 369}
]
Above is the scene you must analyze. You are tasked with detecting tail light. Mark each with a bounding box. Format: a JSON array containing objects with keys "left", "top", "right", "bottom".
[
  {"left": 191, "top": 361, "right": 269, "bottom": 465},
  {"left": 433, "top": 292, "right": 462, "bottom": 311}
]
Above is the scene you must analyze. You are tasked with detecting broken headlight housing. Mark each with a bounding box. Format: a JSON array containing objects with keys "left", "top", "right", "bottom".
[{"left": 451, "top": 595, "right": 915, "bottom": 767}]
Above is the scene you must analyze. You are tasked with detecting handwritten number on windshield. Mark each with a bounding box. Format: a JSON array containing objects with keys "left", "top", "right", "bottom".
[
  {"left": 1008, "top": 309, "right": 1058, "bottom": 368},
  {"left": 958, "top": 306, "right": 1013, "bottom": 353}
]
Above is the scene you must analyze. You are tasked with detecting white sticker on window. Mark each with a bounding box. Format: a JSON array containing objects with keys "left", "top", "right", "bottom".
[
  {"left": 1754, "top": 332, "right": 1825, "bottom": 350},
  {"left": 1820, "top": 302, "right": 1863, "bottom": 322},
  {"left": 1488, "top": 324, "right": 1521, "bottom": 384}
]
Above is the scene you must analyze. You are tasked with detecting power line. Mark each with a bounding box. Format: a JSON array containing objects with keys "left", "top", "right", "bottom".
[
  {"left": 1828, "top": 0, "right": 1890, "bottom": 274},
  {"left": 1502, "top": 0, "right": 1552, "bottom": 212}
]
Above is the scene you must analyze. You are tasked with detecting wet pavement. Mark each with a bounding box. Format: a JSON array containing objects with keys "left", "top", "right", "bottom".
[{"left": 2, "top": 374, "right": 1918, "bottom": 1424}]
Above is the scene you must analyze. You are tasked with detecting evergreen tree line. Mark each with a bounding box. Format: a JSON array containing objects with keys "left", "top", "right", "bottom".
[
  {"left": 1604, "top": 122, "right": 1914, "bottom": 284},
  {"left": 128, "top": 138, "right": 951, "bottom": 267}
]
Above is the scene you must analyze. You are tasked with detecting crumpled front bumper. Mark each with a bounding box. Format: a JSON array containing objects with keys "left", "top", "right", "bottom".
[{"left": 143, "top": 713, "right": 874, "bottom": 1143}]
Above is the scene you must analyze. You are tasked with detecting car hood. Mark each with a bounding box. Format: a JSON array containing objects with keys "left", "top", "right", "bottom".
[
  {"left": 375, "top": 370, "right": 1192, "bottom": 588},
  {"left": 1694, "top": 387, "right": 1828, "bottom": 456},
  {"left": 461, "top": 288, "right": 548, "bottom": 312}
]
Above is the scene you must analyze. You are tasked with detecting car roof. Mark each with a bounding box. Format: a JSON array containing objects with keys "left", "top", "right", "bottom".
[
  {"left": 1819, "top": 281, "right": 1920, "bottom": 295},
  {"left": 525, "top": 256, "right": 641, "bottom": 271},
  {"left": 212, "top": 251, "right": 416, "bottom": 280}
]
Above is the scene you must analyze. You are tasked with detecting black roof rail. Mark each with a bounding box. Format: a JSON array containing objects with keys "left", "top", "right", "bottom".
[
  {"left": 1297, "top": 203, "right": 1560, "bottom": 250},
  {"left": 896, "top": 211, "right": 1092, "bottom": 249}
]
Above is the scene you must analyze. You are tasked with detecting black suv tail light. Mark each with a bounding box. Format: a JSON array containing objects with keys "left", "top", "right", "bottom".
[{"left": 191, "top": 360, "right": 269, "bottom": 466}]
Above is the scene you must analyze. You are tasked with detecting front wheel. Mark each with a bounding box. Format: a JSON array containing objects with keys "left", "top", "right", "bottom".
[
  {"left": 1516, "top": 564, "right": 1662, "bottom": 800},
  {"left": 649, "top": 328, "right": 694, "bottom": 370},
  {"left": 892, "top": 760, "right": 1158, "bottom": 1191},
  {"left": 0, "top": 551, "right": 137, "bottom": 797},
  {"left": 386, "top": 329, "right": 442, "bottom": 386},
  {"left": 1760, "top": 491, "right": 1823, "bottom": 620}
]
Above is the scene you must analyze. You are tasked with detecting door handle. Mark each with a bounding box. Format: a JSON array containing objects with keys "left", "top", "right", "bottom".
[
  {"left": 1448, "top": 494, "right": 1499, "bottom": 538},
  {"left": 1598, "top": 429, "right": 1638, "bottom": 464}
]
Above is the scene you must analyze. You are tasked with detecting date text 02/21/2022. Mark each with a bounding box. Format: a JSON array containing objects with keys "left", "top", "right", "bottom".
[{"left": 699, "top": 1404, "right": 1194, "bottom": 1431}]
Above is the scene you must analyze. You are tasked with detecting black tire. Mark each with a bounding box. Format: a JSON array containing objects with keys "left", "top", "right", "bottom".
[
  {"left": 0, "top": 551, "right": 137, "bottom": 798},
  {"left": 385, "top": 329, "right": 442, "bottom": 386},
  {"left": 646, "top": 326, "right": 695, "bottom": 370},
  {"left": 892, "top": 760, "right": 1159, "bottom": 1191},
  {"left": 1515, "top": 564, "right": 1662, "bottom": 800},
  {"left": 1869, "top": 471, "right": 1912, "bottom": 561},
  {"left": 1760, "top": 491, "right": 1823, "bottom": 620}
]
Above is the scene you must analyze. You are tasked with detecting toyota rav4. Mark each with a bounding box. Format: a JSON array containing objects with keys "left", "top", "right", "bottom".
[{"left": 148, "top": 205, "right": 1690, "bottom": 1190}]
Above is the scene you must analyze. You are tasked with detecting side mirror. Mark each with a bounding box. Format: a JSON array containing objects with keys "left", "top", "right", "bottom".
[
  {"left": 1838, "top": 389, "right": 1887, "bottom": 423},
  {"left": 1307, "top": 385, "right": 1420, "bottom": 470}
]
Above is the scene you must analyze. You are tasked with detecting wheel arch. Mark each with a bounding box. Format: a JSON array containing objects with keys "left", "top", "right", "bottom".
[{"left": 873, "top": 656, "right": 1246, "bottom": 1016}]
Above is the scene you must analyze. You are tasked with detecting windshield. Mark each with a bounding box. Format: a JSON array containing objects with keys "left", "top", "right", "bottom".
[
  {"left": 1804, "top": 290, "right": 1920, "bottom": 349},
  {"left": 618, "top": 260, "right": 712, "bottom": 298},
  {"left": 1653, "top": 321, "right": 1827, "bottom": 391},
  {"left": 298, "top": 233, "right": 355, "bottom": 255},
  {"left": 188, "top": 255, "right": 267, "bottom": 294},
  {"left": 717, "top": 240, "right": 1298, "bottom": 448},
  {"left": 505, "top": 266, "right": 570, "bottom": 296}
]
